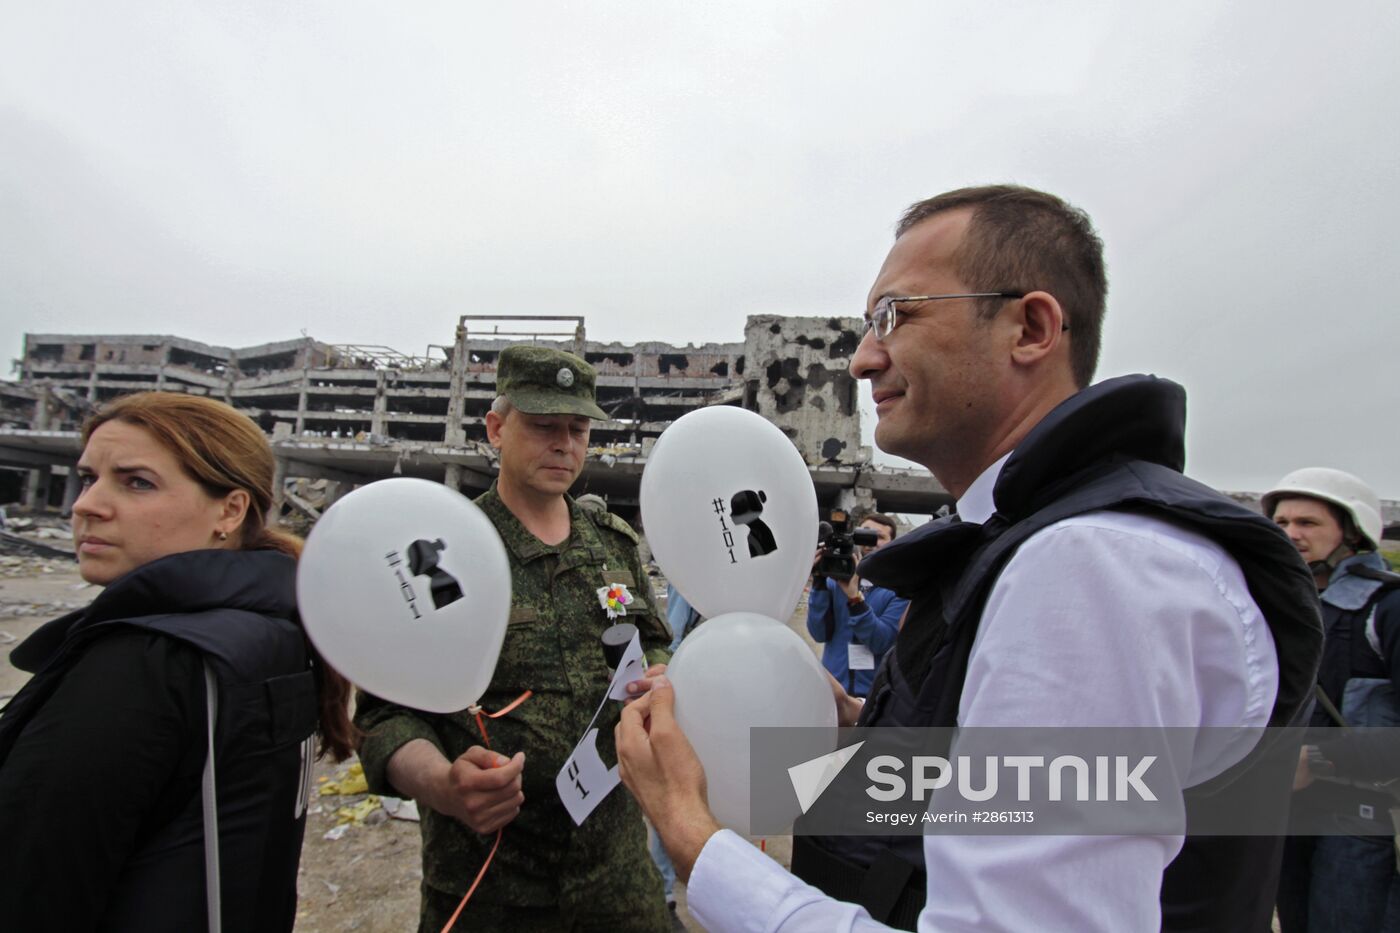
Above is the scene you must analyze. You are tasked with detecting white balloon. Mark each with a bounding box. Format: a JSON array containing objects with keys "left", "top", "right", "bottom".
[
  {"left": 667, "top": 612, "right": 837, "bottom": 834},
  {"left": 297, "top": 478, "right": 511, "bottom": 714},
  {"left": 640, "top": 406, "right": 818, "bottom": 622}
]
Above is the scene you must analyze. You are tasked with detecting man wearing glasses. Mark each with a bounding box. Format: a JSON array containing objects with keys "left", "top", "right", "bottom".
[{"left": 617, "top": 185, "right": 1322, "bottom": 932}]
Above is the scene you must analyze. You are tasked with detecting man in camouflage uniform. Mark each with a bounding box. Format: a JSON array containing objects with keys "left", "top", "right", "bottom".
[{"left": 356, "top": 346, "right": 673, "bottom": 932}]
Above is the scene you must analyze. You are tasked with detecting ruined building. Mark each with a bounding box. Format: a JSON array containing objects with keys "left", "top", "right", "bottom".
[{"left": 0, "top": 316, "right": 950, "bottom": 523}]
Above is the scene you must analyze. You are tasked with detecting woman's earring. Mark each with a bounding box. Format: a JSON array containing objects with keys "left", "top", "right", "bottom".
[{"left": 217, "top": 530, "right": 229, "bottom": 542}]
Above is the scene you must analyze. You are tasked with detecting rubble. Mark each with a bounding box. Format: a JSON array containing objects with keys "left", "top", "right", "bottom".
[
  {"left": 333, "top": 796, "right": 382, "bottom": 827},
  {"left": 1, "top": 555, "right": 77, "bottom": 578},
  {"left": 0, "top": 546, "right": 88, "bottom": 618},
  {"left": 0, "top": 512, "right": 77, "bottom": 561},
  {"left": 381, "top": 797, "right": 421, "bottom": 822},
  {"left": 1, "top": 531, "right": 76, "bottom": 560},
  {"left": 319, "top": 761, "right": 369, "bottom": 797},
  {"left": 0, "top": 598, "right": 88, "bottom": 617},
  {"left": 1, "top": 316, "right": 956, "bottom": 519}
]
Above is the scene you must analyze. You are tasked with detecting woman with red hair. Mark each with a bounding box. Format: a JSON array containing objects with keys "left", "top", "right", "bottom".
[{"left": 0, "top": 391, "right": 356, "bottom": 932}]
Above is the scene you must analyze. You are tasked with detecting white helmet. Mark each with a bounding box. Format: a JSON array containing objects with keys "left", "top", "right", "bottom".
[{"left": 1262, "top": 467, "right": 1383, "bottom": 551}]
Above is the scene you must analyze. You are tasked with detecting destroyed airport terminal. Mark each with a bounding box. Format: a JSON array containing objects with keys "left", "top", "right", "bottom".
[
  {"left": 2, "top": 314, "right": 1397, "bottom": 541},
  {"left": 0, "top": 315, "right": 949, "bottom": 527}
]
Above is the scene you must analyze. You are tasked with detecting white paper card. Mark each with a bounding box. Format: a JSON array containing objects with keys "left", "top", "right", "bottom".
[
  {"left": 848, "top": 642, "right": 876, "bottom": 671},
  {"left": 555, "top": 727, "right": 620, "bottom": 825},
  {"left": 555, "top": 631, "right": 647, "bottom": 825}
]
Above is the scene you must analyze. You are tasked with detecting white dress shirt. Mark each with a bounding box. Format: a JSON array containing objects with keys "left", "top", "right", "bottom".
[{"left": 685, "top": 453, "right": 1279, "bottom": 933}]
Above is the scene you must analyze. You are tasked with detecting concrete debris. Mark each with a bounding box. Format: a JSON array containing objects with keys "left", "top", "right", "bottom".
[
  {"left": 284, "top": 489, "right": 322, "bottom": 520},
  {"left": 1, "top": 316, "right": 980, "bottom": 519},
  {"left": 334, "top": 795, "right": 382, "bottom": 826},
  {"left": 0, "top": 531, "right": 76, "bottom": 561},
  {"left": 381, "top": 797, "right": 421, "bottom": 822},
  {"left": 0, "top": 599, "right": 89, "bottom": 617}
]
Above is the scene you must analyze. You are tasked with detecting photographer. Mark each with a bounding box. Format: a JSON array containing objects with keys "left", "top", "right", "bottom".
[{"left": 806, "top": 512, "right": 909, "bottom": 698}]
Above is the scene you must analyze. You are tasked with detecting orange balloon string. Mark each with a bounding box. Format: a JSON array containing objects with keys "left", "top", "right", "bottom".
[
  {"left": 438, "top": 690, "right": 533, "bottom": 933},
  {"left": 470, "top": 689, "right": 532, "bottom": 749},
  {"left": 439, "top": 829, "right": 501, "bottom": 933}
]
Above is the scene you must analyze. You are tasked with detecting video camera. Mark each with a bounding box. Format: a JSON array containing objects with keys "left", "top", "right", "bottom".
[{"left": 815, "top": 510, "right": 881, "bottom": 581}]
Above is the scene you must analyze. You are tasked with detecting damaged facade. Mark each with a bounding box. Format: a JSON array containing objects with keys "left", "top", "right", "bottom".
[{"left": 0, "top": 316, "right": 950, "bottom": 523}]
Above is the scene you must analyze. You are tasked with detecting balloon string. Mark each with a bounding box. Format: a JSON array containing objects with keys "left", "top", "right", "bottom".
[
  {"left": 439, "top": 690, "right": 533, "bottom": 933},
  {"left": 439, "top": 830, "right": 501, "bottom": 933},
  {"left": 470, "top": 689, "right": 533, "bottom": 748}
]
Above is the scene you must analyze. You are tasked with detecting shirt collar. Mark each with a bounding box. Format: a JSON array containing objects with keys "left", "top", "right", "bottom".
[{"left": 955, "top": 452, "right": 1013, "bottom": 524}]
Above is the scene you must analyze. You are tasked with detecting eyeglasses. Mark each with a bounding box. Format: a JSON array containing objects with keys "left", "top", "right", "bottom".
[{"left": 862, "top": 292, "right": 1033, "bottom": 341}]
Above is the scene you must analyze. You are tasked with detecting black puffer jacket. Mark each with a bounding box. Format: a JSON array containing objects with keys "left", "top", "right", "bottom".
[{"left": 0, "top": 549, "right": 317, "bottom": 933}]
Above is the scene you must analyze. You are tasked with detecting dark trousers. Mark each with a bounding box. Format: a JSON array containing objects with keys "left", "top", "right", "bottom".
[
  {"left": 419, "top": 879, "right": 670, "bottom": 933},
  {"left": 1278, "top": 834, "right": 1400, "bottom": 932}
]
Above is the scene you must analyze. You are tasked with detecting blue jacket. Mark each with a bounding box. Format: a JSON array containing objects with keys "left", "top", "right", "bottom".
[{"left": 805, "top": 577, "right": 907, "bottom": 697}]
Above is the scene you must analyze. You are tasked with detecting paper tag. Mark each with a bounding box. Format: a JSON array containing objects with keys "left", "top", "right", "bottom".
[
  {"left": 555, "top": 728, "right": 620, "bottom": 825},
  {"left": 556, "top": 631, "right": 647, "bottom": 824},
  {"left": 848, "top": 642, "right": 876, "bottom": 671}
]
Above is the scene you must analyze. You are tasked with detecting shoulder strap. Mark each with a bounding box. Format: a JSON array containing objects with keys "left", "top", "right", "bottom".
[
  {"left": 585, "top": 506, "right": 640, "bottom": 544},
  {"left": 1349, "top": 564, "right": 1400, "bottom": 589},
  {"left": 1312, "top": 683, "right": 1349, "bottom": 728},
  {"left": 201, "top": 662, "right": 222, "bottom": 933}
]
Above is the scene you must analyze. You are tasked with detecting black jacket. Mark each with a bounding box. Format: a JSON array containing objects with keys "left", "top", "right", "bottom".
[{"left": 0, "top": 549, "right": 317, "bottom": 933}]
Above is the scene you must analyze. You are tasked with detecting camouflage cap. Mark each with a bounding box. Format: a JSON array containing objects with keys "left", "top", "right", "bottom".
[{"left": 495, "top": 345, "right": 608, "bottom": 420}]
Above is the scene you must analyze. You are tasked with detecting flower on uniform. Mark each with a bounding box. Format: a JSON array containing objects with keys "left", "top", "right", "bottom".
[{"left": 597, "top": 583, "right": 633, "bottom": 620}]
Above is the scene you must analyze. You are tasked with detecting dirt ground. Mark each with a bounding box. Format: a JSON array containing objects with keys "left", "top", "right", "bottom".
[
  {"left": 0, "top": 553, "right": 815, "bottom": 933},
  {"left": 293, "top": 754, "right": 795, "bottom": 933}
]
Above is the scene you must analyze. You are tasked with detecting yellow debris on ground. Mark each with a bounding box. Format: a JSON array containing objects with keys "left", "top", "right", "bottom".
[
  {"left": 320, "top": 761, "right": 369, "bottom": 796},
  {"left": 335, "top": 795, "right": 382, "bottom": 825}
]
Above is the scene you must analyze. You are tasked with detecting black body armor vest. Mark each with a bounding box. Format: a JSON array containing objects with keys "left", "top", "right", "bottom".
[{"left": 792, "top": 375, "right": 1323, "bottom": 932}]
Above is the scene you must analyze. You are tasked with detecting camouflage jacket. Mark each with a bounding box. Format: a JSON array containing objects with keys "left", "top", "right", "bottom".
[{"left": 355, "top": 483, "right": 671, "bottom": 907}]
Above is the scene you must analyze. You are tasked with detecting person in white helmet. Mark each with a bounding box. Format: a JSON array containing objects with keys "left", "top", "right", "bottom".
[{"left": 1266, "top": 468, "right": 1400, "bottom": 932}]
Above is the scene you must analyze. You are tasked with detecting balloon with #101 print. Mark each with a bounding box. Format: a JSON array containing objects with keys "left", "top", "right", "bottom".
[
  {"left": 665, "top": 611, "right": 837, "bottom": 834},
  {"left": 640, "top": 406, "right": 818, "bottom": 623},
  {"left": 296, "top": 478, "right": 511, "bottom": 714}
]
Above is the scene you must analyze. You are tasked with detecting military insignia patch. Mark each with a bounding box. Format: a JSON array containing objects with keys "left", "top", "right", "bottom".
[{"left": 557, "top": 367, "right": 575, "bottom": 388}]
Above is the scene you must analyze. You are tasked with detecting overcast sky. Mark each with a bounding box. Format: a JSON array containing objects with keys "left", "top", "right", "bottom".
[{"left": 3, "top": 2, "right": 1397, "bottom": 495}]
